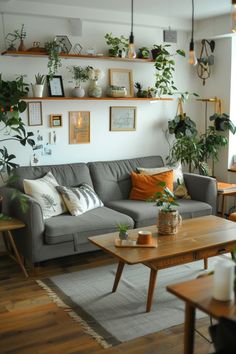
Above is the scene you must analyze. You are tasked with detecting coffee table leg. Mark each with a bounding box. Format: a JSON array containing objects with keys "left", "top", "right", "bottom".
[
  {"left": 146, "top": 268, "right": 158, "bottom": 312},
  {"left": 204, "top": 258, "right": 208, "bottom": 270},
  {"left": 112, "top": 261, "right": 125, "bottom": 293},
  {"left": 184, "top": 302, "right": 196, "bottom": 354}
]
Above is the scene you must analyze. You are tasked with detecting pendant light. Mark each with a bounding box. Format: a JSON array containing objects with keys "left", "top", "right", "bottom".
[
  {"left": 189, "top": 0, "right": 197, "bottom": 65},
  {"left": 232, "top": 0, "right": 236, "bottom": 33},
  {"left": 127, "top": 0, "right": 136, "bottom": 59}
]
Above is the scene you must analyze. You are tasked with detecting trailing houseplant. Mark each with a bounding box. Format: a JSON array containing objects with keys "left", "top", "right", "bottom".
[
  {"left": 153, "top": 44, "right": 185, "bottom": 96},
  {"left": 104, "top": 32, "right": 129, "bottom": 57},
  {"left": 45, "top": 40, "right": 62, "bottom": 80}
]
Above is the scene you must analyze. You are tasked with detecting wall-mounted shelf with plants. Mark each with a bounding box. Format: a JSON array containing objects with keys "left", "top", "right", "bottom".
[
  {"left": 1, "top": 50, "right": 154, "bottom": 63},
  {"left": 24, "top": 97, "right": 173, "bottom": 101}
]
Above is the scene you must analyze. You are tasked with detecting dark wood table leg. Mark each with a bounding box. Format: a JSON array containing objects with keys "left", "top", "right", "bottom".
[
  {"left": 204, "top": 258, "right": 208, "bottom": 270},
  {"left": 112, "top": 261, "right": 125, "bottom": 292},
  {"left": 7, "top": 230, "right": 29, "bottom": 278},
  {"left": 146, "top": 268, "right": 158, "bottom": 312},
  {"left": 184, "top": 302, "right": 196, "bottom": 354},
  {"left": 221, "top": 195, "right": 225, "bottom": 218}
]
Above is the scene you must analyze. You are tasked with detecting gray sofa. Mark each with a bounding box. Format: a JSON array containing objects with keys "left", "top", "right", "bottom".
[{"left": 0, "top": 155, "right": 217, "bottom": 265}]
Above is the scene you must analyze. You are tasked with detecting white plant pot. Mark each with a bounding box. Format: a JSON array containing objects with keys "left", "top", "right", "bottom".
[
  {"left": 32, "top": 84, "right": 44, "bottom": 98},
  {"left": 72, "top": 86, "right": 85, "bottom": 98}
]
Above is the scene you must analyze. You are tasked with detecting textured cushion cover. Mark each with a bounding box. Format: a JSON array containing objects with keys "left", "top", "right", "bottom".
[
  {"left": 129, "top": 170, "right": 173, "bottom": 201},
  {"left": 56, "top": 183, "right": 103, "bottom": 216},
  {"left": 23, "top": 171, "right": 67, "bottom": 219}
]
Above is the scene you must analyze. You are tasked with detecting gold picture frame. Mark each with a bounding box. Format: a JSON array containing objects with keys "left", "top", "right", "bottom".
[
  {"left": 27, "top": 101, "right": 43, "bottom": 126},
  {"left": 110, "top": 106, "right": 136, "bottom": 131},
  {"left": 69, "top": 111, "right": 90, "bottom": 144},
  {"left": 50, "top": 114, "right": 62, "bottom": 127},
  {"left": 109, "top": 68, "right": 134, "bottom": 97}
]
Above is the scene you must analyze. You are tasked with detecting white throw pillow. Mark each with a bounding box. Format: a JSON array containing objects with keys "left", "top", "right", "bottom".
[
  {"left": 56, "top": 183, "right": 104, "bottom": 216},
  {"left": 23, "top": 171, "right": 67, "bottom": 219}
]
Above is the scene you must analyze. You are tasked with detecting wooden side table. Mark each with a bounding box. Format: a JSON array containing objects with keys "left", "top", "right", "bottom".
[
  {"left": 167, "top": 275, "right": 236, "bottom": 354},
  {"left": 217, "top": 182, "right": 236, "bottom": 217},
  {"left": 0, "top": 217, "right": 29, "bottom": 278}
]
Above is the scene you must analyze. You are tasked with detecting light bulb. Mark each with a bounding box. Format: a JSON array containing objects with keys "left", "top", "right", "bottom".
[
  {"left": 127, "top": 32, "right": 136, "bottom": 59},
  {"left": 189, "top": 40, "right": 197, "bottom": 65},
  {"left": 232, "top": 3, "right": 236, "bottom": 33}
]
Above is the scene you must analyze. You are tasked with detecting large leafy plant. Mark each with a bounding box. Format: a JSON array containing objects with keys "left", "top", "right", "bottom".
[{"left": 0, "top": 75, "right": 35, "bottom": 181}]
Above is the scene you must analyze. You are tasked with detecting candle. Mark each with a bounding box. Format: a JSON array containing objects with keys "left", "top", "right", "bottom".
[{"left": 213, "top": 259, "right": 235, "bottom": 301}]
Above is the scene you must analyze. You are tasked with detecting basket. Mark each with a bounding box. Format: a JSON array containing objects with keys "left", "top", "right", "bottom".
[{"left": 157, "top": 210, "right": 182, "bottom": 235}]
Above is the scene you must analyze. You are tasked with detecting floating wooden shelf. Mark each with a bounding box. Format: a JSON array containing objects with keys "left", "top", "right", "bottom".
[
  {"left": 24, "top": 97, "right": 173, "bottom": 101},
  {"left": 1, "top": 50, "right": 154, "bottom": 63}
]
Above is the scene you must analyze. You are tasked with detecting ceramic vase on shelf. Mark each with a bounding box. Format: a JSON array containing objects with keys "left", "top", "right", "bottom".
[
  {"left": 32, "top": 84, "right": 44, "bottom": 98},
  {"left": 18, "top": 39, "right": 26, "bottom": 51},
  {"left": 157, "top": 210, "right": 182, "bottom": 235},
  {"left": 72, "top": 86, "right": 85, "bottom": 98},
  {"left": 88, "top": 80, "right": 102, "bottom": 98}
]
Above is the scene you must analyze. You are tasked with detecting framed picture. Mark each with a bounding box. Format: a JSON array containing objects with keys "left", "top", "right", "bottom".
[
  {"left": 69, "top": 111, "right": 90, "bottom": 144},
  {"left": 109, "top": 68, "right": 134, "bottom": 97},
  {"left": 54, "top": 35, "right": 72, "bottom": 54},
  {"left": 47, "top": 75, "right": 65, "bottom": 97},
  {"left": 110, "top": 106, "right": 136, "bottom": 131},
  {"left": 27, "top": 101, "right": 43, "bottom": 126},
  {"left": 50, "top": 114, "right": 62, "bottom": 127}
]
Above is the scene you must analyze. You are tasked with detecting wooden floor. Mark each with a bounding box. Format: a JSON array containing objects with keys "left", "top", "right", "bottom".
[{"left": 0, "top": 251, "right": 214, "bottom": 354}]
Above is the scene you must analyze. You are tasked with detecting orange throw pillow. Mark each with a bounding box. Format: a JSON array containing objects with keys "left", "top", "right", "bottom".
[{"left": 129, "top": 170, "right": 174, "bottom": 201}]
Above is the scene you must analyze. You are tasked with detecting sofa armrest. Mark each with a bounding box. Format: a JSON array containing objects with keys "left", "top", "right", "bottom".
[
  {"left": 0, "top": 186, "right": 45, "bottom": 264},
  {"left": 183, "top": 173, "right": 217, "bottom": 215}
]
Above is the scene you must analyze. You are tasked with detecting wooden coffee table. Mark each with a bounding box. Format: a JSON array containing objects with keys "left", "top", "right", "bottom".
[{"left": 89, "top": 215, "right": 236, "bottom": 312}]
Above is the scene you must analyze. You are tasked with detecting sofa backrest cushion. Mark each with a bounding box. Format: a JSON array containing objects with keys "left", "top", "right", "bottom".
[
  {"left": 88, "top": 156, "right": 164, "bottom": 203},
  {"left": 9, "top": 163, "right": 93, "bottom": 192}
]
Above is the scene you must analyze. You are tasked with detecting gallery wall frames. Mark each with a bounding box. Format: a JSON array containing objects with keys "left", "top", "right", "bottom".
[
  {"left": 27, "top": 101, "right": 43, "bottom": 126},
  {"left": 110, "top": 106, "right": 136, "bottom": 131},
  {"left": 109, "top": 68, "right": 134, "bottom": 97},
  {"left": 69, "top": 111, "right": 90, "bottom": 144}
]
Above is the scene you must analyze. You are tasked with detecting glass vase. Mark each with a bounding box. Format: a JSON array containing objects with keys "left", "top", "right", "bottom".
[{"left": 88, "top": 80, "right": 102, "bottom": 98}]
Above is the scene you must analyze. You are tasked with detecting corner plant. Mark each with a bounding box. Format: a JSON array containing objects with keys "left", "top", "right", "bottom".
[
  {"left": 104, "top": 32, "right": 129, "bottom": 57},
  {"left": 68, "top": 65, "right": 91, "bottom": 87},
  {"left": 153, "top": 44, "right": 185, "bottom": 96},
  {"left": 150, "top": 182, "right": 179, "bottom": 213},
  {"left": 45, "top": 40, "right": 62, "bottom": 80}
]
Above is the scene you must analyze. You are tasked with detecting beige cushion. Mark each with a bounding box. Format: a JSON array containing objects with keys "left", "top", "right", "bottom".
[
  {"left": 23, "top": 171, "right": 67, "bottom": 219},
  {"left": 56, "top": 183, "right": 104, "bottom": 216}
]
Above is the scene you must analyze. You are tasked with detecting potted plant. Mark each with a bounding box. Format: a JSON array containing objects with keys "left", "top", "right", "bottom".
[
  {"left": 137, "top": 47, "right": 150, "bottom": 59},
  {"left": 134, "top": 82, "right": 156, "bottom": 98},
  {"left": 31, "top": 73, "right": 45, "bottom": 98},
  {"left": 44, "top": 40, "right": 62, "bottom": 80},
  {"left": 153, "top": 44, "right": 185, "bottom": 96},
  {"left": 88, "top": 67, "right": 104, "bottom": 98},
  {"left": 68, "top": 65, "right": 91, "bottom": 97},
  {"left": 209, "top": 112, "right": 236, "bottom": 133},
  {"left": 0, "top": 75, "right": 35, "bottom": 212},
  {"left": 117, "top": 223, "right": 129, "bottom": 240},
  {"left": 149, "top": 181, "right": 181, "bottom": 235},
  {"left": 104, "top": 32, "right": 129, "bottom": 57}
]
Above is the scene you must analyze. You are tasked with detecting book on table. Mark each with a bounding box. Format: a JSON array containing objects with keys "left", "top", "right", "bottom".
[{"left": 217, "top": 182, "right": 236, "bottom": 192}]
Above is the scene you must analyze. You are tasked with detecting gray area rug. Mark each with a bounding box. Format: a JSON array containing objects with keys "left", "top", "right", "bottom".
[{"left": 38, "top": 257, "right": 219, "bottom": 348}]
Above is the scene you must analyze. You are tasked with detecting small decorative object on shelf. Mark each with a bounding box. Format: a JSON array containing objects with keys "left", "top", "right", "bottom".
[
  {"left": 88, "top": 67, "right": 104, "bottom": 98},
  {"left": 68, "top": 65, "right": 91, "bottom": 97},
  {"left": 134, "top": 82, "right": 156, "bottom": 98},
  {"left": 106, "top": 85, "right": 127, "bottom": 98},
  {"left": 117, "top": 223, "right": 129, "bottom": 240},
  {"left": 31, "top": 73, "right": 45, "bottom": 97},
  {"left": 104, "top": 32, "right": 129, "bottom": 57},
  {"left": 149, "top": 181, "right": 181, "bottom": 235},
  {"left": 137, "top": 47, "right": 150, "bottom": 59},
  {"left": 54, "top": 35, "right": 72, "bottom": 54},
  {"left": 5, "top": 24, "right": 27, "bottom": 51}
]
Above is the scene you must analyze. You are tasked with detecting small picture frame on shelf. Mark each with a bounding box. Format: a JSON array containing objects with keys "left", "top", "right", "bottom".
[
  {"left": 50, "top": 114, "right": 62, "bottom": 127},
  {"left": 110, "top": 106, "right": 136, "bottom": 131},
  {"left": 27, "top": 101, "right": 43, "bottom": 126},
  {"left": 47, "top": 75, "right": 65, "bottom": 97},
  {"left": 109, "top": 68, "right": 134, "bottom": 97}
]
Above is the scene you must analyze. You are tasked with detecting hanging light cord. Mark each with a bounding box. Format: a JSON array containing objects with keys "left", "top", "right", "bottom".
[
  {"left": 131, "top": 0, "right": 134, "bottom": 35},
  {"left": 191, "top": 0, "right": 194, "bottom": 41}
]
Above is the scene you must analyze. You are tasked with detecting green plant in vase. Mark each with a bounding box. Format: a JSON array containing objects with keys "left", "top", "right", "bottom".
[
  {"left": 105, "top": 32, "right": 129, "bottom": 57},
  {"left": 117, "top": 223, "right": 129, "bottom": 240},
  {"left": 68, "top": 65, "right": 91, "bottom": 97}
]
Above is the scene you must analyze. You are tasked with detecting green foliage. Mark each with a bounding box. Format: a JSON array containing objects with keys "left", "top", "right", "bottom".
[
  {"left": 153, "top": 44, "right": 185, "bottom": 96},
  {"left": 68, "top": 65, "right": 92, "bottom": 86},
  {"left": 105, "top": 33, "right": 129, "bottom": 57},
  {"left": 209, "top": 113, "right": 236, "bottom": 134},
  {"left": 0, "top": 74, "right": 35, "bottom": 180},
  {"left": 168, "top": 114, "right": 198, "bottom": 138},
  {"left": 134, "top": 82, "right": 157, "bottom": 98},
  {"left": 45, "top": 40, "right": 62, "bottom": 80},
  {"left": 117, "top": 223, "right": 129, "bottom": 233},
  {"left": 138, "top": 47, "right": 150, "bottom": 58},
  {"left": 149, "top": 181, "right": 179, "bottom": 212},
  {"left": 35, "top": 73, "right": 45, "bottom": 85}
]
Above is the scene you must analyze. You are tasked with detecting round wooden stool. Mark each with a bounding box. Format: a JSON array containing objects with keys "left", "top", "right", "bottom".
[{"left": 229, "top": 212, "right": 236, "bottom": 222}]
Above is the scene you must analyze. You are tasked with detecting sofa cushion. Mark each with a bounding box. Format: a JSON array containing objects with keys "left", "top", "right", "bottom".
[
  {"left": 56, "top": 183, "right": 103, "bottom": 216},
  {"left": 106, "top": 199, "right": 212, "bottom": 228},
  {"left": 88, "top": 156, "right": 164, "bottom": 203},
  {"left": 129, "top": 170, "right": 173, "bottom": 200},
  {"left": 9, "top": 163, "right": 93, "bottom": 192},
  {"left": 44, "top": 206, "right": 134, "bottom": 246},
  {"left": 23, "top": 171, "right": 67, "bottom": 219}
]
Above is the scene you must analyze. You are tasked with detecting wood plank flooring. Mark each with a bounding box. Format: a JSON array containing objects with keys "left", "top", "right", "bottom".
[{"left": 0, "top": 251, "right": 214, "bottom": 354}]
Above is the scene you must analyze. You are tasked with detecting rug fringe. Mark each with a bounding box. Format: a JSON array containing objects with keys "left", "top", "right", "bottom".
[{"left": 36, "top": 280, "right": 111, "bottom": 349}]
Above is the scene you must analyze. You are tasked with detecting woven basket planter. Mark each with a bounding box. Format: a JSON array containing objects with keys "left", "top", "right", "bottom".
[{"left": 157, "top": 210, "right": 182, "bottom": 235}]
